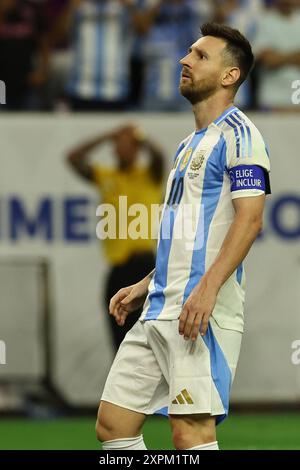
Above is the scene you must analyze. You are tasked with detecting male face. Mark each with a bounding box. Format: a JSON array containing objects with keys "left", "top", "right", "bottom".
[
  {"left": 115, "top": 129, "right": 139, "bottom": 167},
  {"left": 179, "top": 35, "right": 230, "bottom": 104}
]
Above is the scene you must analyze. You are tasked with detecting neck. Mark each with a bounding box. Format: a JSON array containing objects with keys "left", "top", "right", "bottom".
[
  {"left": 119, "top": 162, "right": 134, "bottom": 172},
  {"left": 192, "top": 93, "right": 234, "bottom": 132}
]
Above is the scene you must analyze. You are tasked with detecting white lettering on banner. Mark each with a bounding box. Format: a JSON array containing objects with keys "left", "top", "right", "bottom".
[
  {"left": 236, "top": 178, "right": 262, "bottom": 188},
  {"left": 291, "top": 80, "right": 300, "bottom": 105},
  {"left": 291, "top": 340, "right": 300, "bottom": 365},
  {"left": 236, "top": 168, "right": 254, "bottom": 178},
  {"left": 0, "top": 341, "right": 6, "bottom": 365},
  {"left": 0, "top": 81, "right": 6, "bottom": 105}
]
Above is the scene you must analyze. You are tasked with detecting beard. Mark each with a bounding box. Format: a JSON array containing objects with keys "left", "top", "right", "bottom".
[{"left": 179, "top": 76, "right": 218, "bottom": 105}]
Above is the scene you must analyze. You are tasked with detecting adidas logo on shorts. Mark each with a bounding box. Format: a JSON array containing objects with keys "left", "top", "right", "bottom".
[{"left": 172, "top": 388, "right": 194, "bottom": 405}]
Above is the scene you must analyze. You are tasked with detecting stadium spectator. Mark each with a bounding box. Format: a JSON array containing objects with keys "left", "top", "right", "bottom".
[
  {"left": 55, "top": 0, "right": 146, "bottom": 111},
  {"left": 254, "top": 0, "right": 300, "bottom": 110},
  {"left": 66, "top": 124, "right": 165, "bottom": 351},
  {"left": 0, "top": 0, "right": 49, "bottom": 110},
  {"left": 42, "top": 0, "right": 72, "bottom": 110},
  {"left": 213, "top": 0, "right": 264, "bottom": 109},
  {"left": 137, "top": 0, "right": 212, "bottom": 111}
]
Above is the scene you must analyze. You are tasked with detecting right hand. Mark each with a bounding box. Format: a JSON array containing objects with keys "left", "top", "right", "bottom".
[{"left": 109, "top": 280, "right": 149, "bottom": 326}]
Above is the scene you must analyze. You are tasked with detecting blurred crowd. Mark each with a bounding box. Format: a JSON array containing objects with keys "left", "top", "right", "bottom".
[{"left": 0, "top": 0, "right": 300, "bottom": 112}]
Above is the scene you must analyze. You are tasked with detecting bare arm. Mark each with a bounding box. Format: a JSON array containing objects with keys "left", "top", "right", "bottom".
[
  {"left": 138, "top": 133, "right": 165, "bottom": 184},
  {"left": 66, "top": 131, "right": 114, "bottom": 182},
  {"left": 49, "top": 0, "right": 82, "bottom": 47},
  {"left": 258, "top": 49, "right": 300, "bottom": 69},
  {"left": 179, "top": 194, "right": 266, "bottom": 340},
  {"left": 122, "top": 0, "right": 163, "bottom": 35}
]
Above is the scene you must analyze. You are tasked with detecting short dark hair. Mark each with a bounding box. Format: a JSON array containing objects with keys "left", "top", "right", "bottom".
[{"left": 200, "top": 22, "right": 254, "bottom": 90}]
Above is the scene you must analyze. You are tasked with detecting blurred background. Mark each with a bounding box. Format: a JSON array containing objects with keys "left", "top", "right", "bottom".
[{"left": 0, "top": 0, "right": 300, "bottom": 450}]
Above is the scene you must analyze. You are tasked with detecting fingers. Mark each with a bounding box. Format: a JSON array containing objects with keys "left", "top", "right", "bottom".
[
  {"left": 114, "top": 305, "right": 129, "bottom": 326},
  {"left": 179, "top": 307, "right": 210, "bottom": 341},
  {"left": 109, "top": 286, "right": 135, "bottom": 326},
  {"left": 178, "top": 303, "right": 189, "bottom": 334},
  {"left": 179, "top": 307, "right": 198, "bottom": 340},
  {"left": 120, "top": 291, "right": 134, "bottom": 306},
  {"left": 109, "top": 288, "right": 129, "bottom": 316},
  {"left": 200, "top": 313, "right": 210, "bottom": 337},
  {"left": 190, "top": 313, "right": 203, "bottom": 341}
]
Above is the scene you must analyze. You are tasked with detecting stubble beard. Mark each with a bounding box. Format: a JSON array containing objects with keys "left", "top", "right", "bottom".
[{"left": 180, "top": 77, "right": 217, "bottom": 105}]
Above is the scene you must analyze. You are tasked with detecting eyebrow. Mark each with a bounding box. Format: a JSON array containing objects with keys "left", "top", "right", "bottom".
[{"left": 189, "top": 46, "right": 210, "bottom": 58}]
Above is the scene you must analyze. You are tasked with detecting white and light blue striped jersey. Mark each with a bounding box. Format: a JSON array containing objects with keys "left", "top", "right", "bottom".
[
  {"left": 140, "top": 106, "right": 271, "bottom": 332},
  {"left": 67, "top": 0, "right": 130, "bottom": 101}
]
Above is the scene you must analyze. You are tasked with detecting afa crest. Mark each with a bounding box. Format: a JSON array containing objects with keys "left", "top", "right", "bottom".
[
  {"left": 190, "top": 151, "right": 206, "bottom": 171},
  {"left": 179, "top": 148, "right": 193, "bottom": 171}
]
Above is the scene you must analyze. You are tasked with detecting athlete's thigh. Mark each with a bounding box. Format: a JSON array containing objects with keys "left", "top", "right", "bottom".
[{"left": 101, "top": 320, "right": 168, "bottom": 415}]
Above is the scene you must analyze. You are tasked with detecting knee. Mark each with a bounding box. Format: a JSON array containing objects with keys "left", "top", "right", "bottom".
[
  {"left": 171, "top": 419, "right": 215, "bottom": 450},
  {"left": 95, "top": 412, "right": 114, "bottom": 443},
  {"left": 172, "top": 427, "right": 193, "bottom": 450}
]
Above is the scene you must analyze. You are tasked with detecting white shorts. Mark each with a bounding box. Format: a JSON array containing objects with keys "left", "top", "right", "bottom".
[{"left": 101, "top": 317, "right": 242, "bottom": 423}]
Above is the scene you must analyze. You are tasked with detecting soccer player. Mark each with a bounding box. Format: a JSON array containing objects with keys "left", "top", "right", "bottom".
[{"left": 95, "top": 22, "right": 271, "bottom": 450}]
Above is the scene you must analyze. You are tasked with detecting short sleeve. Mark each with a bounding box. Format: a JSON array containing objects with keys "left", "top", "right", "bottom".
[{"left": 225, "top": 116, "right": 271, "bottom": 199}]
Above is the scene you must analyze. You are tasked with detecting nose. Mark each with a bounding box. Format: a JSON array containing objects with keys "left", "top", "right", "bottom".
[
  {"left": 179, "top": 55, "right": 188, "bottom": 66},
  {"left": 180, "top": 53, "right": 191, "bottom": 68}
]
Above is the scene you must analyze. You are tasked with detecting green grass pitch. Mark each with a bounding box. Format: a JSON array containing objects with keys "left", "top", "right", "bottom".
[{"left": 0, "top": 414, "right": 299, "bottom": 450}]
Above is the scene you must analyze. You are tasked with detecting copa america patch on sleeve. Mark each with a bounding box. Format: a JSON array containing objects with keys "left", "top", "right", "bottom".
[{"left": 229, "top": 165, "right": 266, "bottom": 192}]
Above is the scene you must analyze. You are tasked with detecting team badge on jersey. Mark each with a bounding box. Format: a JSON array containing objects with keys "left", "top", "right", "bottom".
[
  {"left": 179, "top": 148, "right": 193, "bottom": 171},
  {"left": 190, "top": 151, "right": 206, "bottom": 171}
]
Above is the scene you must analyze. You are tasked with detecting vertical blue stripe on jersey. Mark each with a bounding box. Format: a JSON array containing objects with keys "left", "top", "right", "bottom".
[
  {"left": 182, "top": 134, "right": 226, "bottom": 303},
  {"left": 144, "top": 205, "right": 177, "bottom": 319},
  {"left": 145, "top": 131, "right": 205, "bottom": 320},
  {"left": 232, "top": 112, "right": 252, "bottom": 158},
  {"left": 172, "top": 141, "right": 186, "bottom": 165},
  {"left": 236, "top": 263, "right": 243, "bottom": 285},
  {"left": 228, "top": 114, "right": 246, "bottom": 158},
  {"left": 225, "top": 118, "right": 240, "bottom": 158},
  {"left": 202, "top": 324, "right": 232, "bottom": 425}
]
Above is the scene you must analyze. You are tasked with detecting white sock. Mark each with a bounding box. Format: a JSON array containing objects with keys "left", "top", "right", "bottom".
[
  {"left": 102, "top": 435, "right": 147, "bottom": 450},
  {"left": 186, "top": 441, "right": 219, "bottom": 450}
]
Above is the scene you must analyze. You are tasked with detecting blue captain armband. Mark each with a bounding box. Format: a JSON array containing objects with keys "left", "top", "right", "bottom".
[{"left": 229, "top": 165, "right": 267, "bottom": 193}]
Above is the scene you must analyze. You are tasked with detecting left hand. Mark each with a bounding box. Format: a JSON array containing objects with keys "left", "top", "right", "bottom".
[{"left": 178, "top": 277, "right": 218, "bottom": 340}]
